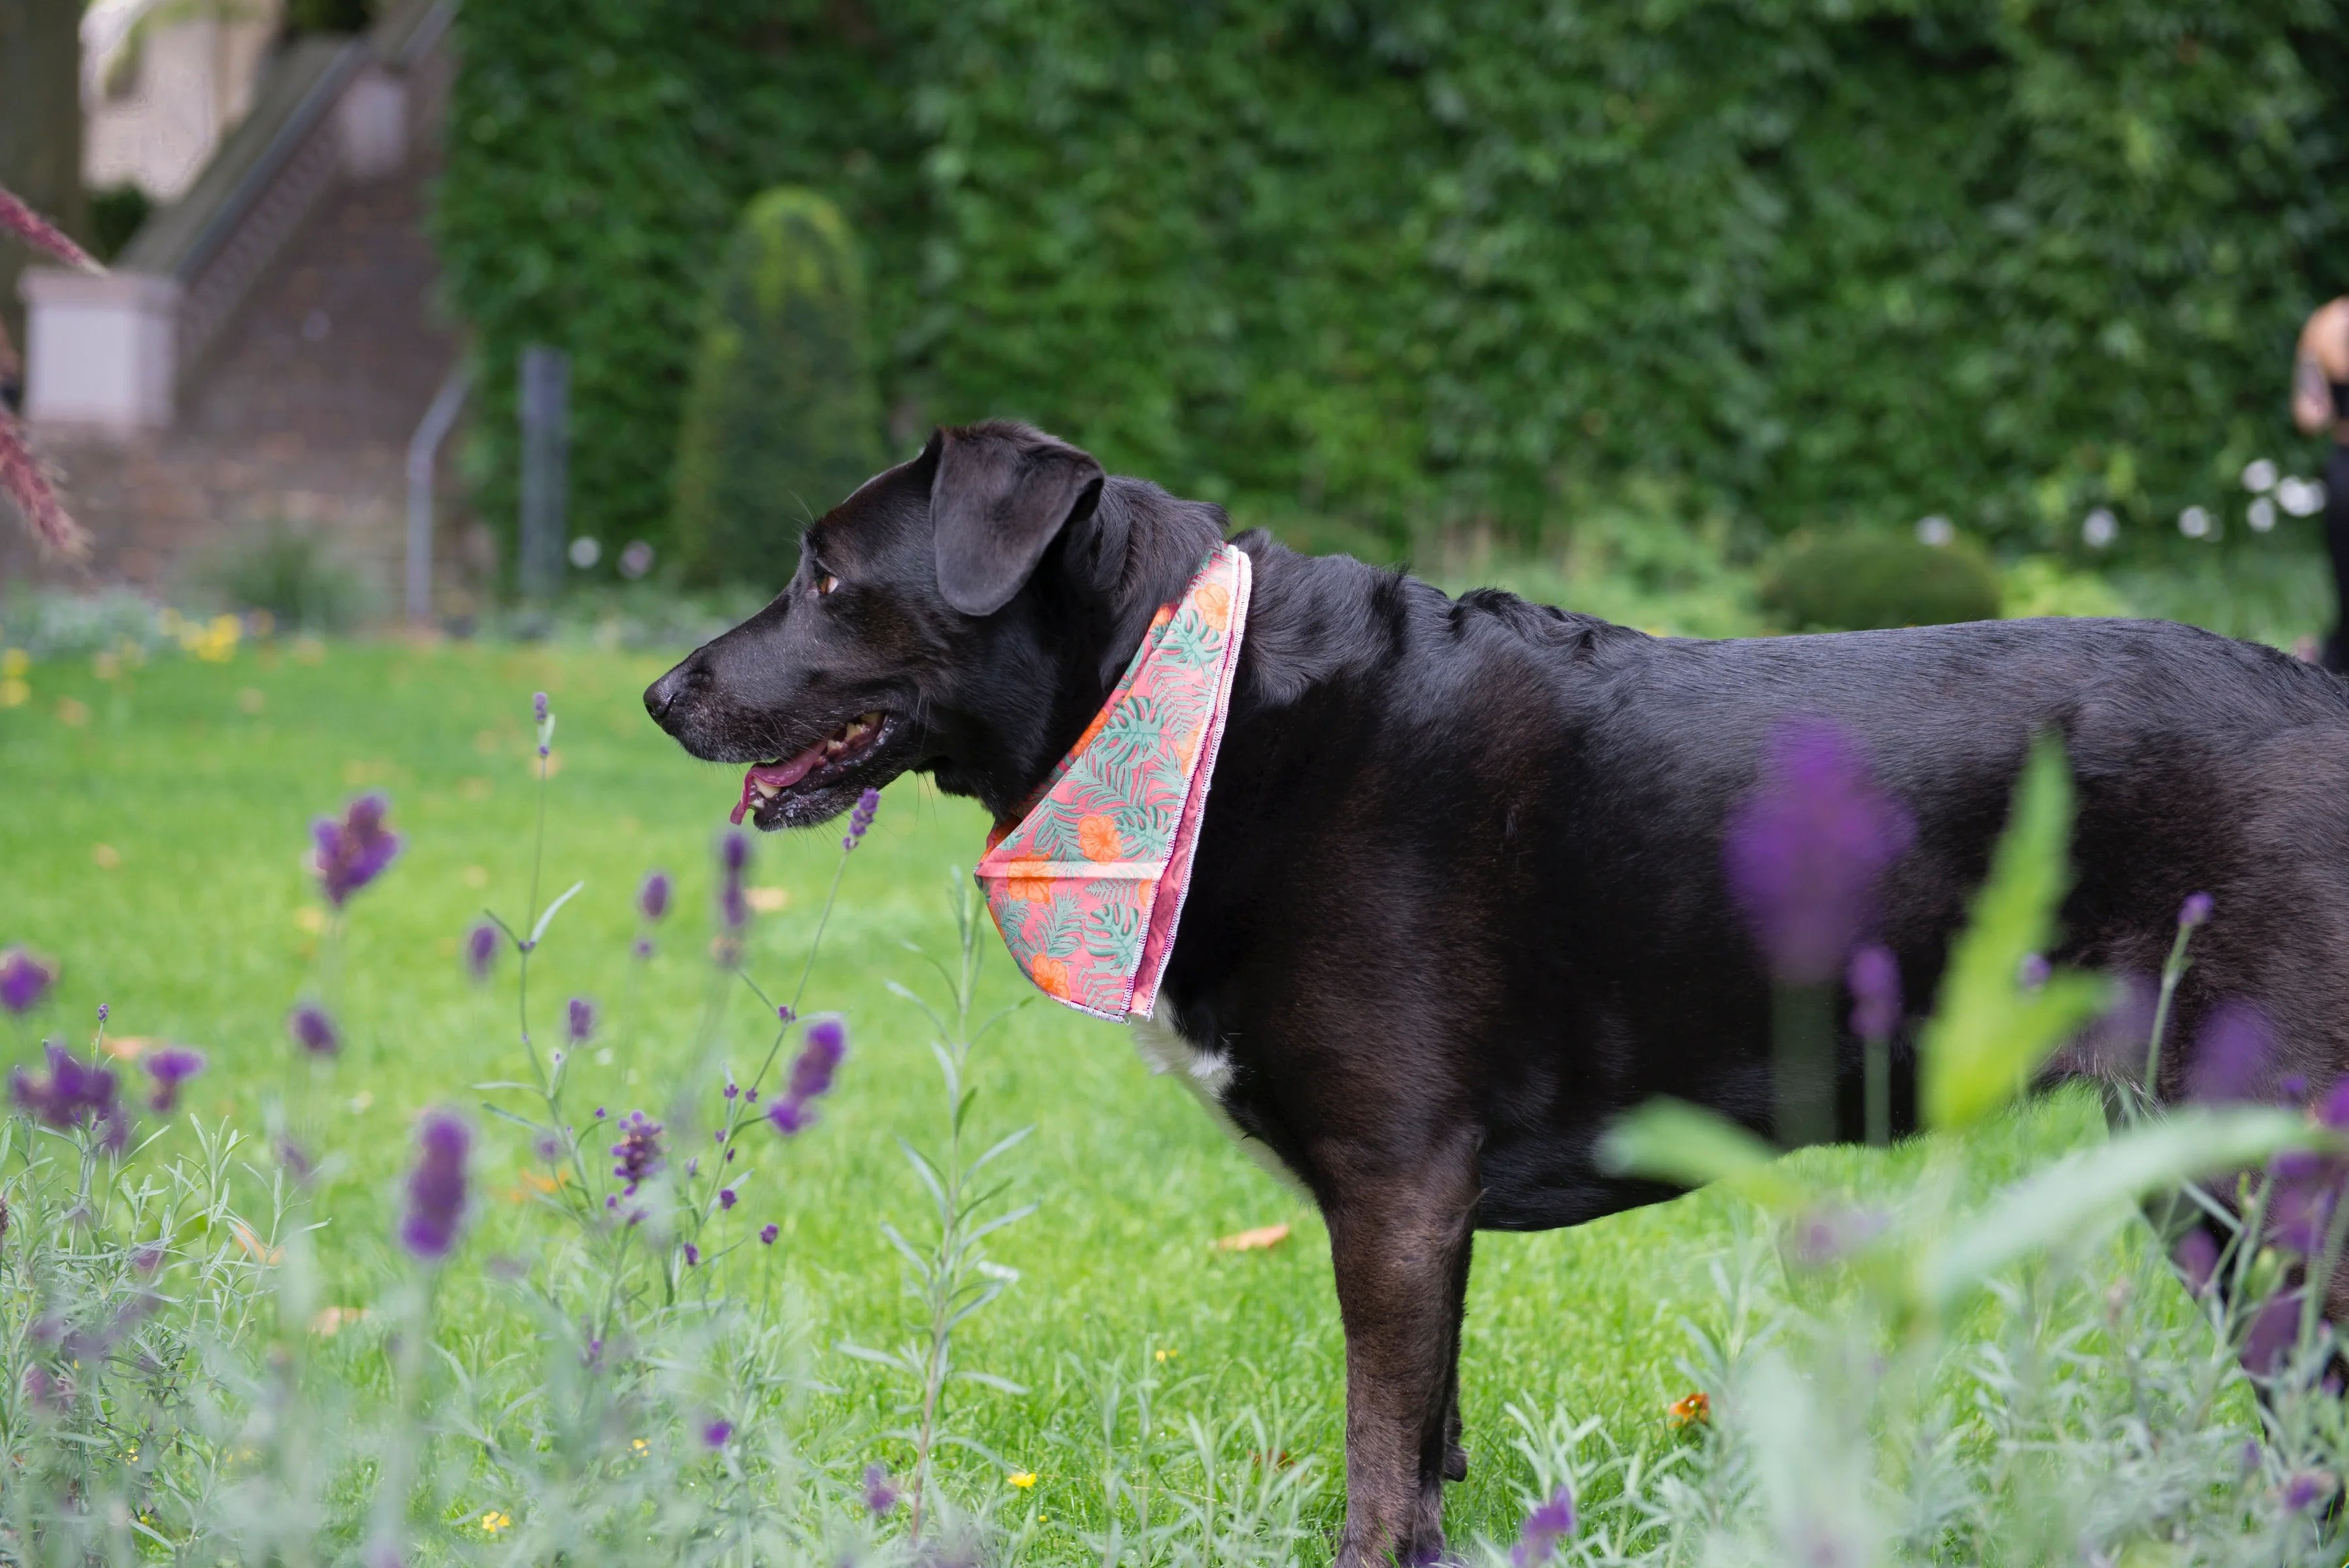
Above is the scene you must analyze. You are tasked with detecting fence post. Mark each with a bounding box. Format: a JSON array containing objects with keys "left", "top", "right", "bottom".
[
  {"left": 404, "top": 362, "right": 469, "bottom": 625},
  {"left": 517, "top": 344, "right": 570, "bottom": 602}
]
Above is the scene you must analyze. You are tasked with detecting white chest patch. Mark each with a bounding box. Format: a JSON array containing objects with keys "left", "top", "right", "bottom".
[{"left": 1129, "top": 1005, "right": 1309, "bottom": 1196}]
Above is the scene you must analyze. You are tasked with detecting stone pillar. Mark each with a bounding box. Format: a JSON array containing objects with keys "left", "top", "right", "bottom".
[{"left": 17, "top": 268, "right": 181, "bottom": 431}]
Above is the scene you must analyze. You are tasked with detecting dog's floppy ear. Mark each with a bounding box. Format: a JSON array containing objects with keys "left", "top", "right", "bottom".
[{"left": 930, "top": 423, "right": 1106, "bottom": 616}]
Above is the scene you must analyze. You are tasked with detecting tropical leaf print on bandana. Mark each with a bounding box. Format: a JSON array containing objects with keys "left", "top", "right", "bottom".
[{"left": 976, "top": 544, "right": 1253, "bottom": 1022}]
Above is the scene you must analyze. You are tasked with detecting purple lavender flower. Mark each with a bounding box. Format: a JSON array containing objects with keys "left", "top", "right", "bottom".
[
  {"left": 759, "top": 1223, "right": 778, "bottom": 1245},
  {"left": 864, "top": 1463, "right": 900, "bottom": 1516},
  {"left": 2283, "top": 1471, "right": 2334, "bottom": 1513},
  {"left": 1845, "top": 944, "right": 1900, "bottom": 1040},
  {"left": 719, "top": 1186, "right": 737, "bottom": 1210},
  {"left": 0, "top": 946, "right": 57, "bottom": 1015},
  {"left": 638, "top": 870, "right": 672, "bottom": 922},
  {"left": 2187, "top": 1001, "right": 2275, "bottom": 1103},
  {"left": 631, "top": 936, "right": 654, "bottom": 962},
  {"left": 2016, "top": 952, "right": 2050, "bottom": 990},
  {"left": 94, "top": 1002, "right": 107, "bottom": 1024},
  {"left": 288, "top": 1002, "right": 340, "bottom": 1056},
  {"left": 10, "top": 1043, "right": 129, "bottom": 1151},
  {"left": 842, "top": 787, "right": 880, "bottom": 853},
  {"left": 2244, "top": 1290, "right": 2306, "bottom": 1374},
  {"left": 2321, "top": 1079, "right": 2349, "bottom": 1128},
  {"left": 683, "top": 1242, "right": 700, "bottom": 1267},
  {"left": 2180, "top": 890, "right": 2214, "bottom": 929},
  {"left": 533, "top": 691, "right": 549, "bottom": 725},
  {"left": 567, "top": 996, "right": 597, "bottom": 1045},
  {"left": 312, "top": 793, "right": 401, "bottom": 907},
  {"left": 1722, "top": 719, "right": 1915, "bottom": 984},
  {"left": 2173, "top": 1228, "right": 2220, "bottom": 1296},
  {"left": 1509, "top": 1486, "right": 1577, "bottom": 1568},
  {"left": 465, "top": 921, "right": 501, "bottom": 983},
  {"left": 766, "top": 1097, "right": 816, "bottom": 1136},
  {"left": 398, "top": 1109, "right": 471, "bottom": 1262},
  {"left": 719, "top": 831, "right": 750, "bottom": 931},
  {"left": 144, "top": 1045, "right": 206, "bottom": 1112},
  {"left": 610, "top": 1111, "right": 664, "bottom": 1194},
  {"left": 789, "top": 1016, "right": 846, "bottom": 1102},
  {"left": 702, "top": 1416, "right": 731, "bottom": 1447},
  {"left": 533, "top": 691, "right": 554, "bottom": 757},
  {"left": 776, "top": 1004, "right": 795, "bottom": 1026}
]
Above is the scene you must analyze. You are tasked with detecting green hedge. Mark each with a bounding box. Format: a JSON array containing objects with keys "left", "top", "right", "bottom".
[{"left": 438, "top": 0, "right": 2349, "bottom": 578}]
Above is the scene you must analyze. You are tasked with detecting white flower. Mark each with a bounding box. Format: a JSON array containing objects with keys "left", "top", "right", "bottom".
[
  {"left": 1915, "top": 515, "right": 1954, "bottom": 547},
  {"left": 2277, "top": 477, "right": 2327, "bottom": 518},
  {"left": 2241, "top": 457, "right": 2279, "bottom": 493},
  {"left": 2248, "top": 497, "right": 2277, "bottom": 533},
  {"left": 568, "top": 536, "right": 602, "bottom": 568},
  {"left": 2178, "top": 506, "right": 2212, "bottom": 540},
  {"left": 2082, "top": 509, "right": 2118, "bottom": 549}
]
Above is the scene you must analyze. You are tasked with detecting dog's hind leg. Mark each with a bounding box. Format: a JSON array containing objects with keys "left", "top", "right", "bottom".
[{"left": 1322, "top": 1134, "right": 1479, "bottom": 1568}]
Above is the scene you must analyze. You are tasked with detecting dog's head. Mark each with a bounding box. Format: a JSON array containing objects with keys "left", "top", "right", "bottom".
[{"left": 644, "top": 420, "right": 1224, "bottom": 829}]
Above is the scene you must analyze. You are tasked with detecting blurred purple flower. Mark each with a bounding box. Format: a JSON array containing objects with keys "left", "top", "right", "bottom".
[
  {"left": 719, "top": 1186, "right": 737, "bottom": 1210},
  {"left": 702, "top": 1416, "right": 731, "bottom": 1447},
  {"left": 313, "top": 793, "right": 401, "bottom": 907},
  {"left": 864, "top": 1462, "right": 900, "bottom": 1516},
  {"left": 2173, "top": 1228, "right": 2219, "bottom": 1297},
  {"left": 759, "top": 1223, "right": 778, "bottom": 1245},
  {"left": 2186, "top": 1001, "right": 2276, "bottom": 1103},
  {"left": 719, "top": 831, "right": 750, "bottom": 931},
  {"left": 533, "top": 691, "right": 549, "bottom": 725},
  {"left": 2243, "top": 1290, "right": 2305, "bottom": 1375},
  {"left": 95, "top": 1002, "right": 107, "bottom": 1023},
  {"left": 143, "top": 1045, "right": 205, "bottom": 1112},
  {"left": 1509, "top": 1486, "right": 1577, "bottom": 1568},
  {"left": 842, "top": 787, "right": 880, "bottom": 853},
  {"left": 1846, "top": 944, "right": 1900, "bottom": 1040},
  {"left": 2319, "top": 1079, "right": 2349, "bottom": 1129},
  {"left": 610, "top": 1111, "right": 663, "bottom": 1194},
  {"left": 567, "top": 996, "right": 597, "bottom": 1045},
  {"left": 10, "top": 1043, "right": 129, "bottom": 1151},
  {"left": 533, "top": 691, "right": 554, "bottom": 757},
  {"left": 2180, "top": 891, "right": 2214, "bottom": 929},
  {"left": 288, "top": 1003, "right": 340, "bottom": 1056},
  {"left": 1722, "top": 719, "right": 1915, "bottom": 983},
  {"left": 683, "top": 1242, "right": 700, "bottom": 1266},
  {"left": 631, "top": 936, "right": 654, "bottom": 962},
  {"left": 465, "top": 921, "right": 500, "bottom": 983},
  {"left": 2283, "top": 1471, "right": 2334, "bottom": 1513},
  {"left": 398, "top": 1109, "right": 471, "bottom": 1262},
  {"left": 789, "top": 1016, "right": 846, "bottom": 1101},
  {"left": 2016, "top": 953, "right": 2050, "bottom": 990},
  {"left": 638, "top": 870, "right": 672, "bottom": 922},
  {"left": 766, "top": 1097, "right": 816, "bottom": 1136},
  {"left": 1788, "top": 1203, "right": 1890, "bottom": 1267},
  {"left": 0, "top": 946, "right": 57, "bottom": 1015},
  {"left": 2284, "top": 1074, "right": 2310, "bottom": 1102}
]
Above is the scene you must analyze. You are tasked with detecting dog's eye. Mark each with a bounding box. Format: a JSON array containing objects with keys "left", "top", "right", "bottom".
[{"left": 815, "top": 573, "right": 840, "bottom": 597}]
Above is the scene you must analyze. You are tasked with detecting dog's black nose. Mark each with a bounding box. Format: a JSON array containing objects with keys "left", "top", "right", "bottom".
[{"left": 644, "top": 657, "right": 702, "bottom": 727}]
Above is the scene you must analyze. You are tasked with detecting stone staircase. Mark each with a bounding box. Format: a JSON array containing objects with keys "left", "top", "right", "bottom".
[{"left": 4, "top": 0, "right": 470, "bottom": 607}]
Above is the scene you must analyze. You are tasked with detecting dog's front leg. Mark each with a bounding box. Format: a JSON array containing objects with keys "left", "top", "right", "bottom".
[{"left": 1322, "top": 1138, "right": 1478, "bottom": 1568}]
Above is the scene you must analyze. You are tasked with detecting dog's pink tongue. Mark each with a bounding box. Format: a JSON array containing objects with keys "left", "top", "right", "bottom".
[{"left": 729, "top": 743, "right": 828, "bottom": 825}]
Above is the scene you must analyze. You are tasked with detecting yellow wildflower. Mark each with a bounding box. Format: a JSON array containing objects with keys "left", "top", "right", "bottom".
[
  {"left": 480, "top": 1510, "right": 512, "bottom": 1534},
  {"left": 1008, "top": 1471, "right": 1038, "bottom": 1490}
]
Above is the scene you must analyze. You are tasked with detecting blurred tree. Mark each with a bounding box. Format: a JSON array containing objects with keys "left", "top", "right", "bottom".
[
  {"left": 672, "top": 188, "right": 885, "bottom": 585},
  {"left": 0, "top": 0, "right": 84, "bottom": 357}
]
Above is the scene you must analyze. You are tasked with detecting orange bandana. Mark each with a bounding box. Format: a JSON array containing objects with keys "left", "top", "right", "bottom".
[{"left": 975, "top": 544, "right": 1253, "bottom": 1021}]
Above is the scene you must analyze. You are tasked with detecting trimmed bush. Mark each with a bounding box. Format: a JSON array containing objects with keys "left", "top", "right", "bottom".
[
  {"left": 671, "top": 189, "right": 885, "bottom": 585},
  {"left": 1762, "top": 532, "right": 2002, "bottom": 632}
]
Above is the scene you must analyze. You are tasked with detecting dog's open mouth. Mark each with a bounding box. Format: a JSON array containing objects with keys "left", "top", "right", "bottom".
[{"left": 731, "top": 711, "right": 895, "bottom": 827}]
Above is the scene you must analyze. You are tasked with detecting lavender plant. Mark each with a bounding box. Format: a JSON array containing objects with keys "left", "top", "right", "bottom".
[{"left": 843, "top": 874, "right": 1036, "bottom": 1540}]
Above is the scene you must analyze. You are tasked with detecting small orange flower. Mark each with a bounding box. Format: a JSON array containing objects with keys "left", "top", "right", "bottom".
[
  {"left": 1077, "top": 813, "right": 1122, "bottom": 863},
  {"left": 1194, "top": 581, "right": 1231, "bottom": 630},
  {"left": 1008, "top": 877, "right": 1053, "bottom": 904},
  {"left": 1666, "top": 1390, "right": 1710, "bottom": 1429},
  {"left": 1029, "top": 955, "right": 1074, "bottom": 1000},
  {"left": 1175, "top": 722, "right": 1202, "bottom": 771}
]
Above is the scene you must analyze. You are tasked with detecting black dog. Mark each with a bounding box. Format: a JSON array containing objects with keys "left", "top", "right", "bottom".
[{"left": 646, "top": 420, "right": 2349, "bottom": 1565}]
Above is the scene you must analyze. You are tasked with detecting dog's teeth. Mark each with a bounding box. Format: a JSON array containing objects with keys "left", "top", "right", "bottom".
[{"left": 753, "top": 781, "right": 780, "bottom": 799}]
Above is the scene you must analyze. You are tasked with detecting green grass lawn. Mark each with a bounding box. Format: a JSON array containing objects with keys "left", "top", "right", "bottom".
[{"left": 0, "top": 636, "right": 2190, "bottom": 1549}]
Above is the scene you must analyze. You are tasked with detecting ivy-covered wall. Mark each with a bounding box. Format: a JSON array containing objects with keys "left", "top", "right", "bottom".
[{"left": 437, "top": 0, "right": 2349, "bottom": 572}]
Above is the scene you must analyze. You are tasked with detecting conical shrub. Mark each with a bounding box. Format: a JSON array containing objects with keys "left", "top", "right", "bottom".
[{"left": 672, "top": 188, "right": 885, "bottom": 584}]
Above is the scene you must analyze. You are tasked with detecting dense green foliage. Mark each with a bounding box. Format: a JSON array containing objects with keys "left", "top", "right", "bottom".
[
  {"left": 672, "top": 188, "right": 886, "bottom": 583},
  {"left": 438, "top": 0, "right": 2349, "bottom": 577},
  {"left": 1761, "top": 532, "right": 2004, "bottom": 630}
]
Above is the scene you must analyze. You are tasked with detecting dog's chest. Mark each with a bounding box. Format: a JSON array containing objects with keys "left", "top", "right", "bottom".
[{"left": 1128, "top": 1007, "right": 1307, "bottom": 1196}]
